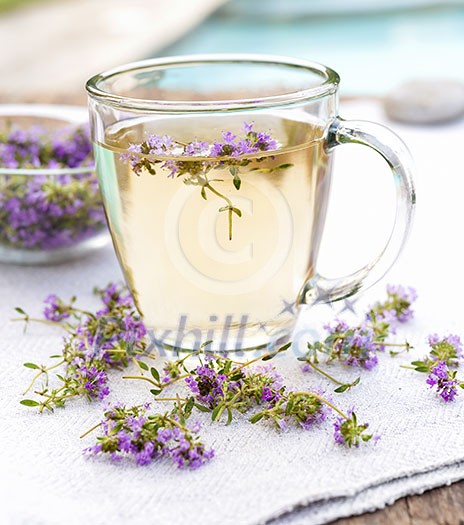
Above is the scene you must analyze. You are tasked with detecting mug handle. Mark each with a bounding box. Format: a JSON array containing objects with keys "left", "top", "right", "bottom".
[{"left": 298, "top": 116, "right": 416, "bottom": 305}]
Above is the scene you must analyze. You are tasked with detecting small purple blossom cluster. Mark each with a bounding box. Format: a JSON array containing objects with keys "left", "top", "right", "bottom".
[
  {"left": 322, "top": 320, "right": 379, "bottom": 370},
  {"left": 123, "top": 121, "right": 279, "bottom": 177},
  {"left": 410, "top": 333, "right": 464, "bottom": 402},
  {"left": 121, "top": 122, "right": 291, "bottom": 240},
  {"left": 0, "top": 124, "right": 105, "bottom": 250},
  {"left": 43, "top": 293, "right": 73, "bottom": 322},
  {"left": 21, "top": 282, "right": 147, "bottom": 412},
  {"left": 183, "top": 354, "right": 333, "bottom": 432},
  {"left": 302, "top": 285, "right": 417, "bottom": 374},
  {"left": 425, "top": 361, "right": 460, "bottom": 402},
  {"left": 85, "top": 404, "right": 214, "bottom": 469},
  {"left": 368, "top": 284, "right": 417, "bottom": 332},
  {"left": 185, "top": 364, "right": 227, "bottom": 409},
  {"left": 333, "top": 408, "right": 378, "bottom": 448},
  {"left": 209, "top": 123, "right": 278, "bottom": 158}
]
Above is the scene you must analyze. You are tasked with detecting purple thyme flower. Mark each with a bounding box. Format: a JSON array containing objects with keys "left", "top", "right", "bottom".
[
  {"left": 72, "top": 360, "right": 110, "bottom": 400},
  {"left": 0, "top": 124, "right": 105, "bottom": 251},
  {"left": 428, "top": 333, "right": 463, "bottom": 360},
  {"left": 324, "top": 320, "right": 378, "bottom": 370},
  {"left": 185, "top": 140, "right": 209, "bottom": 156},
  {"left": 43, "top": 293, "right": 71, "bottom": 322},
  {"left": 242, "top": 121, "right": 254, "bottom": 134},
  {"left": 332, "top": 407, "right": 374, "bottom": 447},
  {"left": 333, "top": 416, "right": 346, "bottom": 445},
  {"left": 385, "top": 284, "right": 418, "bottom": 323},
  {"left": 369, "top": 285, "right": 417, "bottom": 328},
  {"left": 426, "top": 360, "right": 459, "bottom": 402},
  {"left": 86, "top": 405, "right": 214, "bottom": 469},
  {"left": 185, "top": 364, "right": 226, "bottom": 408}
]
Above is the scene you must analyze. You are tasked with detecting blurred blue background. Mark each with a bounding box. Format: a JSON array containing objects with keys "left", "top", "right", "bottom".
[{"left": 153, "top": 0, "right": 464, "bottom": 96}]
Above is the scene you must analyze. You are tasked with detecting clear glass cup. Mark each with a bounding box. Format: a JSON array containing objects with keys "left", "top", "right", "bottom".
[
  {"left": 0, "top": 104, "right": 109, "bottom": 265},
  {"left": 86, "top": 54, "right": 415, "bottom": 353}
]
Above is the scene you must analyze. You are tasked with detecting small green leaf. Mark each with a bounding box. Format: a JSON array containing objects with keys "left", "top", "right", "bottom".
[
  {"left": 218, "top": 206, "right": 229, "bottom": 213},
  {"left": 23, "top": 362, "right": 40, "bottom": 370},
  {"left": 185, "top": 397, "right": 195, "bottom": 416},
  {"left": 334, "top": 384, "right": 349, "bottom": 393},
  {"left": 233, "top": 173, "right": 241, "bottom": 190},
  {"left": 285, "top": 398, "right": 294, "bottom": 416},
  {"left": 20, "top": 399, "right": 40, "bottom": 407},
  {"left": 362, "top": 434, "right": 373, "bottom": 442},
  {"left": 194, "top": 403, "right": 211, "bottom": 413},
  {"left": 138, "top": 361, "right": 149, "bottom": 371},
  {"left": 249, "top": 167, "right": 272, "bottom": 173},
  {"left": 211, "top": 405, "right": 222, "bottom": 421},
  {"left": 276, "top": 163, "right": 294, "bottom": 170},
  {"left": 278, "top": 342, "right": 292, "bottom": 353},
  {"left": 249, "top": 413, "right": 264, "bottom": 424},
  {"left": 352, "top": 377, "right": 361, "bottom": 386},
  {"left": 231, "top": 207, "right": 242, "bottom": 217},
  {"left": 150, "top": 389, "right": 161, "bottom": 396},
  {"left": 15, "top": 307, "right": 27, "bottom": 315},
  {"left": 262, "top": 343, "right": 291, "bottom": 361},
  {"left": 150, "top": 367, "right": 160, "bottom": 381},
  {"left": 200, "top": 340, "right": 213, "bottom": 349},
  {"left": 201, "top": 187, "right": 207, "bottom": 200},
  {"left": 261, "top": 353, "right": 275, "bottom": 361}
]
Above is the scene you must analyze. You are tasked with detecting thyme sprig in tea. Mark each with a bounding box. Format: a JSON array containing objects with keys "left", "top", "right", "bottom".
[{"left": 122, "top": 122, "right": 293, "bottom": 240}]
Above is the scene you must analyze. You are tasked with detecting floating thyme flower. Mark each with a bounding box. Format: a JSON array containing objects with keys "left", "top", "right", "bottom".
[
  {"left": 121, "top": 122, "right": 292, "bottom": 240},
  {"left": 0, "top": 124, "right": 105, "bottom": 250},
  {"left": 83, "top": 402, "right": 214, "bottom": 469},
  {"left": 18, "top": 282, "right": 147, "bottom": 412}
]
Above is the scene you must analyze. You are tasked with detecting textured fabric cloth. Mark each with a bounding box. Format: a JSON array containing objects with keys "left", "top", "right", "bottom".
[{"left": 1, "top": 101, "right": 463, "bottom": 525}]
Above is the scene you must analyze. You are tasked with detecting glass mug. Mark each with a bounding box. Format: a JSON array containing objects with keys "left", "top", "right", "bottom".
[{"left": 86, "top": 55, "right": 415, "bottom": 353}]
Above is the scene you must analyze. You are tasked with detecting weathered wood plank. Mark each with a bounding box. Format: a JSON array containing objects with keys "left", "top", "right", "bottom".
[{"left": 331, "top": 480, "right": 464, "bottom": 525}]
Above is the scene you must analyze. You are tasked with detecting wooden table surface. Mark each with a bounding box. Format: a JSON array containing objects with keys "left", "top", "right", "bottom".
[{"left": 3, "top": 91, "right": 463, "bottom": 525}]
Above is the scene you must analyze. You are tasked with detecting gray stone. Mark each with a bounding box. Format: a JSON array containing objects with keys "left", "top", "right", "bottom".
[{"left": 384, "top": 79, "right": 464, "bottom": 124}]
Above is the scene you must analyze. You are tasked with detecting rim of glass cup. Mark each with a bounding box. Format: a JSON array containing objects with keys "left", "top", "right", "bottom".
[
  {"left": 86, "top": 54, "right": 340, "bottom": 112},
  {"left": 0, "top": 103, "right": 94, "bottom": 176}
]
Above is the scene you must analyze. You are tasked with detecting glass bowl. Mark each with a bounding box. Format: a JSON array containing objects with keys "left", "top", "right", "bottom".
[{"left": 0, "top": 104, "right": 109, "bottom": 264}]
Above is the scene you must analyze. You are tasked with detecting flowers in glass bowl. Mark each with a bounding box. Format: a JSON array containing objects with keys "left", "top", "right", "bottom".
[{"left": 0, "top": 104, "right": 108, "bottom": 264}]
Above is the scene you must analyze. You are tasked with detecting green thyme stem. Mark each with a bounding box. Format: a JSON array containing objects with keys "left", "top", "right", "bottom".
[
  {"left": 303, "top": 361, "right": 348, "bottom": 386},
  {"left": 122, "top": 375, "right": 159, "bottom": 387},
  {"left": 12, "top": 317, "right": 73, "bottom": 333},
  {"left": 79, "top": 421, "right": 102, "bottom": 439},
  {"left": 204, "top": 183, "right": 237, "bottom": 240},
  {"left": 22, "top": 360, "right": 66, "bottom": 395},
  {"left": 152, "top": 397, "right": 188, "bottom": 402},
  {"left": 374, "top": 342, "right": 410, "bottom": 348},
  {"left": 218, "top": 390, "right": 242, "bottom": 420}
]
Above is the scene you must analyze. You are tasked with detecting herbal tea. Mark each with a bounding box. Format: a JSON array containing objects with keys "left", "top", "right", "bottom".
[{"left": 95, "top": 114, "right": 331, "bottom": 350}]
